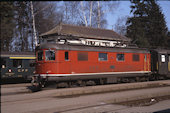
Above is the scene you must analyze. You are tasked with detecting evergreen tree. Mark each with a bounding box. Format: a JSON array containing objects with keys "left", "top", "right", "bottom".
[
  {"left": 126, "top": 0, "right": 168, "bottom": 48},
  {"left": 167, "top": 31, "right": 170, "bottom": 48},
  {"left": 146, "top": 0, "right": 168, "bottom": 47}
]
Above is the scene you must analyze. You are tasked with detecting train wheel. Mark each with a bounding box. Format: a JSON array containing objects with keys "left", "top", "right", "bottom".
[
  {"left": 56, "top": 82, "right": 69, "bottom": 88},
  {"left": 86, "top": 80, "right": 96, "bottom": 86}
]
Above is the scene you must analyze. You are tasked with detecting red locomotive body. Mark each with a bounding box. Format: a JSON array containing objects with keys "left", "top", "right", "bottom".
[{"left": 33, "top": 43, "right": 151, "bottom": 88}]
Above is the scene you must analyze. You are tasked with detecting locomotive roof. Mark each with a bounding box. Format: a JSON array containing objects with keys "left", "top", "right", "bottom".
[
  {"left": 36, "top": 43, "right": 150, "bottom": 53},
  {"left": 1, "top": 51, "right": 35, "bottom": 57},
  {"left": 40, "top": 23, "right": 131, "bottom": 42}
]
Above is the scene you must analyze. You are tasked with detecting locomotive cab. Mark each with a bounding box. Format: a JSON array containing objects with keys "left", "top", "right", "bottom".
[{"left": 36, "top": 48, "right": 57, "bottom": 75}]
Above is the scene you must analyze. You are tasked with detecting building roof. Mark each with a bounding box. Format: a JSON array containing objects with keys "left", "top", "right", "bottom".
[{"left": 40, "top": 23, "right": 131, "bottom": 42}]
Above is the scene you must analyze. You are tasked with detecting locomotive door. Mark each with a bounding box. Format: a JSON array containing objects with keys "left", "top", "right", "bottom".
[{"left": 64, "top": 51, "right": 71, "bottom": 73}]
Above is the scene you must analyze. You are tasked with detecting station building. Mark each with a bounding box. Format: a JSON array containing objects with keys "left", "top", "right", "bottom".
[{"left": 39, "top": 23, "right": 132, "bottom": 48}]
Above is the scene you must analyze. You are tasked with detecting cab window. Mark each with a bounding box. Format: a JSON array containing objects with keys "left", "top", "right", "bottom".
[
  {"left": 37, "top": 51, "right": 43, "bottom": 61},
  {"left": 45, "top": 50, "right": 55, "bottom": 61}
]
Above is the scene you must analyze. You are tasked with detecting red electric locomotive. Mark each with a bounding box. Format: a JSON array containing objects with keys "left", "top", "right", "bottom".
[{"left": 32, "top": 43, "right": 151, "bottom": 88}]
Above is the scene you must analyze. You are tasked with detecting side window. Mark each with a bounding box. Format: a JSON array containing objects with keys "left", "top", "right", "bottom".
[
  {"left": 13, "top": 59, "right": 22, "bottom": 68},
  {"left": 99, "top": 53, "right": 108, "bottom": 61},
  {"left": 1, "top": 58, "right": 6, "bottom": 68},
  {"left": 45, "top": 50, "right": 55, "bottom": 61},
  {"left": 65, "top": 51, "right": 69, "bottom": 61},
  {"left": 37, "top": 51, "right": 43, "bottom": 61},
  {"left": 133, "top": 54, "right": 140, "bottom": 61},
  {"left": 29, "top": 59, "right": 35, "bottom": 67},
  {"left": 78, "top": 52, "right": 88, "bottom": 61},
  {"left": 161, "top": 54, "right": 165, "bottom": 63},
  {"left": 117, "top": 54, "right": 124, "bottom": 61}
]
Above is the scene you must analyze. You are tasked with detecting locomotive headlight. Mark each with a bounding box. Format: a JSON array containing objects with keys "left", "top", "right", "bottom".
[{"left": 8, "top": 69, "right": 12, "bottom": 73}]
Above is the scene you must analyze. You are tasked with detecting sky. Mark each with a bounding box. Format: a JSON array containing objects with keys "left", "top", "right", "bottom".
[{"left": 106, "top": 1, "right": 170, "bottom": 31}]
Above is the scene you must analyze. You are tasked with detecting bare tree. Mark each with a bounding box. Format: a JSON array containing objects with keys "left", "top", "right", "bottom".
[
  {"left": 89, "top": 1, "right": 93, "bottom": 27},
  {"left": 97, "top": 1, "right": 101, "bottom": 28},
  {"left": 80, "top": 1, "right": 88, "bottom": 26},
  {"left": 114, "top": 16, "right": 128, "bottom": 36},
  {"left": 62, "top": 1, "right": 119, "bottom": 29},
  {"left": 33, "top": 2, "right": 62, "bottom": 35},
  {"left": 62, "top": 1, "right": 80, "bottom": 25}
]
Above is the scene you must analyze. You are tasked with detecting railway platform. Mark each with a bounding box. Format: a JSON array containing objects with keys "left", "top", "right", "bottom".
[{"left": 1, "top": 80, "right": 170, "bottom": 113}]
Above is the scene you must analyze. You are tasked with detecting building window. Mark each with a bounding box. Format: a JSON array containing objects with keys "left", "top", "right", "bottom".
[
  {"left": 78, "top": 52, "right": 88, "bottom": 61},
  {"left": 65, "top": 51, "right": 69, "bottom": 61},
  {"left": 13, "top": 59, "right": 22, "bottom": 68},
  {"left": 99, "top": 53, "right": 107, "bottom": 61},
  {"left": 161, "top": 54, "right": 165, "bottom": 62},
  {"left": 45, "top": 50, "right": 55, "bottom": 61},
  {"left": 133, "top": 54, "right": 140, "bottom": 61},
  {"left": 117, "top": 54, "right": 124, "bottom": 61},
  {"left": 37, "top": 51, "right": 43, "bottom": 61}
]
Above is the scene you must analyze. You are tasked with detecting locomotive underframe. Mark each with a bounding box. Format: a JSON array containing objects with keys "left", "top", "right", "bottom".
[{"left": 32, "top": 72, "right": 154, "bottom": 89}]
